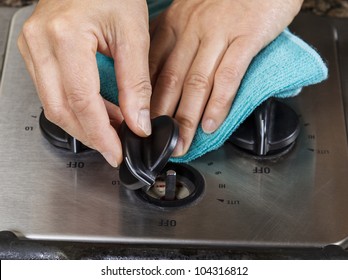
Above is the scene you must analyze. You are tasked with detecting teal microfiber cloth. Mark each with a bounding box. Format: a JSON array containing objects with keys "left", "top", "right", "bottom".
[{"left": 97, "top": 2, "right": 328, "bottom": 163}]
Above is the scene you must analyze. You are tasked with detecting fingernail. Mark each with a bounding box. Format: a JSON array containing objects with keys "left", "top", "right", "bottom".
[
  {"left": 137, "top": 109, "right": 152, "bottom": 136},
  {"left": 102, "top": 152, "right": 118, "bottom": 168},
  {"left": 203, "top": 118, "right": 217, "bottom": 134},
  {"left": 172, "top": 137, "right": 184, "bottom": 157}
]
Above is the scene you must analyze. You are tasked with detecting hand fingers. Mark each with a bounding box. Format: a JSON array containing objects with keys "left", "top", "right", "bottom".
[
  {"left": 202, "top": 36, "right": 262, "bottom": 134},
  {"left": 172, "top": 37, "right": 227, "bottom": 156},
  {"left": 51, "top": 27, "right": 122, "bottom": 167},
  {"left": 150, "top": 34, "right": 199, "bottom": 118},
  {"left": 36, "top": 59, "right": 88, "bottom": 147},
  {"left": 18, "top": 1, "right": 154, "bottom": 168},
  {"left": 19, "top": 24, "right": 89, "bottom": 147},
  {"left": 113, "top": 25, "right": 152, "bottom": 137}
]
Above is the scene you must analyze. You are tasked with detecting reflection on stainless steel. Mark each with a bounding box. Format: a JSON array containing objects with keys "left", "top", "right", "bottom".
[{"left": 0, "top": 6, "right": 348, "bottom": 248}]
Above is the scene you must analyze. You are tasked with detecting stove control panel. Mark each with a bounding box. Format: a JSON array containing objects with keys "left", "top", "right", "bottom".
[
  {"left": 40, "top": 110, "right": 205, "bottom": 208},
  {"left": 1, "top": 6, "right": 348, "bottom": 249}
]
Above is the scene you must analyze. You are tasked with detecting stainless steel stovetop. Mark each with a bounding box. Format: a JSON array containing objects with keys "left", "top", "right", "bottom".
[{"left": 1, "top": 6, "right": 348, "bottom": 249}]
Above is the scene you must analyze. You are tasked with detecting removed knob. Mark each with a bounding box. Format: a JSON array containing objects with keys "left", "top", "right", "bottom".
[{"left": 119, "top": 115, "right": 179, "bottom": 190}]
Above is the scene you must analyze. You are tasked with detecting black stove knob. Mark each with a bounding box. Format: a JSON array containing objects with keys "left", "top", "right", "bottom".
[
  {"left": 229, "top": 98, "right": 300, "bottom": 157},
  {"left": 119, "top": 115, "right": 179, "bottom": 190},
  {"left": 39, "top": 111, "right": 88, "bottom": 153},
  {"left": 119, "top": 116, "right": 205, "bottom": 207}
]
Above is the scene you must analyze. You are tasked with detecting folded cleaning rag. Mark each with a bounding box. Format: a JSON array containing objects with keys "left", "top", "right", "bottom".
[{"left": 97, "top": 1, "right": 328, "bottom": 163}]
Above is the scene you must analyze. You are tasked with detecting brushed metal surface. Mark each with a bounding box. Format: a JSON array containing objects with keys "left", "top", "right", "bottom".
[
  {"left": 0, "top": 7, "right": 18, "bottom": 78},
  {"left": 332, "top": 18, "right": 348, "bottom": 130},
  {"left": 0, "top": 6, "right": 348, "bottom": 248}
]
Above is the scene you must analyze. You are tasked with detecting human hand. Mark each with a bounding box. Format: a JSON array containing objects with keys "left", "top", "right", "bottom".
[
  {"left": 149, "top": 0, "right": 303, "bottom": 156},
  {"left": 18, "top": 0, "right": 152, "bottom": 167}
]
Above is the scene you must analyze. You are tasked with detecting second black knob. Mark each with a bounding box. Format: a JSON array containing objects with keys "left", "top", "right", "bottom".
[{"left": 229, "top": 98, "right": 300, "bottom": 158}]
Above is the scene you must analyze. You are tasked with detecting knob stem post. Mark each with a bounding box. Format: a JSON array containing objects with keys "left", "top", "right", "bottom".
[{"left": 165, "top": 170, "right": 176, "bottom": 201}]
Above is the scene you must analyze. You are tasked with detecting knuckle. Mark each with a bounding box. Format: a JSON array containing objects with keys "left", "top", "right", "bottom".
[
  {"left": 47, "top": 16, "right": 72, "bottom": 44},
  {"left": 176, "top": 114, "right": 196, "bottom": 131},
  {"left": 209, "top": 94, "right": 232, "bottom": 110},
  {"left": 132, "top": 79, "right": 152, "bottom": 99},
  {"left": 156, "top": 70, "right": 180, "bottom": 90},
  {"left": 22, "top": 19, "right": 39, "bottom": 41},
  {"left": 44, "top": 105, "right": 66, "bottom": 127},
  {"left": 67, "top": 89, "right": 91, "bottom": 115},
  {"left": 215, "top": 66, "right": 241, "bottom": 85},
  {"left": 185, "top": 72, "right": 210, "bottom": 91},
  {"left": 85, "top": 131, "right": 102, "bottom": 149}
]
